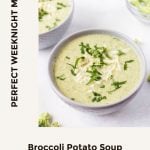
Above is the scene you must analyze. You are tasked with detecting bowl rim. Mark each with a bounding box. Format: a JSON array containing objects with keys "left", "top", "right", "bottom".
[
  {"left": 39, "top": 0, "right": 74, "bottom": 36},
  {"left": 48, "top": 29, "right": 146, "bottom": 109}
]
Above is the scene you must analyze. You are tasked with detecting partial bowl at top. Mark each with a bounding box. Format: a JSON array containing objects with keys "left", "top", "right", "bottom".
[
  {"left": 126, "top": 0, "right": 150, "bottom": 24},
  {"left": 48, "top": 29, "right": 146, "bottom": 115},
  {"left": 39, "top": 0, "right": 74, "bottom": 50}
]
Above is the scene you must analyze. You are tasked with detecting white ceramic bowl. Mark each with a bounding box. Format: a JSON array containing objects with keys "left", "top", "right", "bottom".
[
  {"left": 126, "top": 0, "right": 150, "bottom": 24},
  {"left": 48, "top": 29, "right": 146, "bottom": 115},
  {"left": 39, "top": 0, "right": 74, "bottom": 50}
]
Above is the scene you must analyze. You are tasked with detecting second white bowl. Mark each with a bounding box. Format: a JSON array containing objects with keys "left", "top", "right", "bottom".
[{"left": 39, "top": 0, "right": 74, "bottom": 50}]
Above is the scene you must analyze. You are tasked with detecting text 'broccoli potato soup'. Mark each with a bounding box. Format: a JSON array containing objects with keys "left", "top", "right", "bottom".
[
  {"left": 39, "top": 0, "right": 71, "bottom": 34},
  {"left": 54, "top": 34, "right": 141, "bottom": 106}
]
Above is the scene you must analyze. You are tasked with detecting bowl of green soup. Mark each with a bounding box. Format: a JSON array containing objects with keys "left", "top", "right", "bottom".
[
  {"left": 126, "top": 0, "right": 150, "bottom": 24},
  {"left": 48, "top": 29, "right": 146, "bottom": 115},
  {"left": 39, "top": 0, "right": 74, "bottom": 50}
]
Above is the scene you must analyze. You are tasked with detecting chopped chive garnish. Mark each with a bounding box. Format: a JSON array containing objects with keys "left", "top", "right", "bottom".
[
  {"left": 79, "top": 42, "right": 86, "bottom": 54},
  {"left": 75, "top": 57, "right": 85, "bottom": 68},
  {"left": 92, "top": 92, "right": 107, "bottom": 102},
  {"left": 148, "top": 75, "right": 150, "bottom": 82},
  {"left": 67, "top": 57, "right": 85, "bottom": 76},
  {"left": 67, "top": 63, "right": 76, "bottom": 69},
  {"left": 100, "top": 85, "right": 105, "bottom": 88},
  {"left": 45, "top": 18, "right": 60, "bottom": 29},
  {"left": 53, "top": 22, "right": 57, "bottom": 27},
  {"left": 39, "top": 8, "right": 48, "bottom": 21},
  {"left": 103, "top": 47, "right": 112, "bottom": 59},
  {"left": 46, "top": 25, "right": 51, "bottom": 30},
  {"left": 56, "top": 74, "right": 66, "bottom": 80},
  {"left": 79, "top": 42, "right": 93, "bottom": 55},
  {"left": 57, "top": 2, "right": 67, "bottom": 10},
  {"left": 124, "top": 60, "right": 134, "bottom": 70},
  {"left": 117, "top": 50, "right": 125, "bottom": 56},
  {"left": 71, "top": 69, "right": 76, "bottom": 76},
  {"left": 67, "top": 63, "right": 76, "bottom": 76},
  {"left": 110, "top": 75, "right": 114, "bottom": 80},
  {"left": 79, "top": 42, "right": 111, "bottom": 69},
  {"left": 86, "top": 66, "right": 102, "bottom": 85},
  {"left": 65, "top": 56, "right": 70, "bottom": 59},
  {"left": 56, "top": 18, "right": 60, "bottom": 22},
  {"left": 67, "top": 64, "right": 76, "bottom": 76},
  {"left": 108, "top": 80, "right": 127, "bottom": 93},
  {"left": 139, "top": 0, "right": 144, "bottom": 3},
  {"left": 113, "top": 37, "right": 119, "bottom": 40}
]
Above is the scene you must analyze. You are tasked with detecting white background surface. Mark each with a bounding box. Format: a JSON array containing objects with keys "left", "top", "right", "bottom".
[{"left": 39, "top": 0, "right": 150, "bottom": 127}]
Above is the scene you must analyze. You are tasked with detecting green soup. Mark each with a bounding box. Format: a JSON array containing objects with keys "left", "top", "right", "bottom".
[
  {"left": 54, "top": 34, "right": 141, "bottom": 106},
  {"left": 129, "top": 0, "right": 150, "bottom": 15},
  {"left": 39, "top": 0, "right": 71, "bottom": 34}
]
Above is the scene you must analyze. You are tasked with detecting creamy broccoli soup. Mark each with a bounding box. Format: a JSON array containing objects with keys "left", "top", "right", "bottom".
[
  {"left": 129, "top": 0, "right": 150, "bottom": 15},
  {"left": 54, "top": 34, "right": 141, "bottom": 106},
  {"left": 39, "top": 0, "right": 71, "bottom": 34}
]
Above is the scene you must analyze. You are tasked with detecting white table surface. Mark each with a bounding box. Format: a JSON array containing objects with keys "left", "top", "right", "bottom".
[{"left": 39, "top": 0, "right": 150, "bottom": 127}]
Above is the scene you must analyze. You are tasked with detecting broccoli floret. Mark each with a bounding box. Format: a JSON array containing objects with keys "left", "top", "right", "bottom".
[
  {"left": 38, "top": 112, "right": 52, "bottom": 127},
  {"left": 51, "top": 122, "right": 61, "bottom": 127},
  {"left": 38, "top": 112, "right": 61, "bottom": 127}
]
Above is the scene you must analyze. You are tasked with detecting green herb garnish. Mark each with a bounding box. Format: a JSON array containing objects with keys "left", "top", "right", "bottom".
[
  {"left": 53, "top": 22, "right": 58, "bottom": 27},
  {"left": 67, "top": 63, "right": 76, "bottom": 76},
  {"left": 75, "top": 57, "right": 85, "bottom": 68},
  {"left": 91, "top": 63, "right": 105, "bottom": 69},
  {"left": 67, "top": 63, "right": 75, "bottom": 69},
  {"left": 113, "top": 37, "right": 119, "bottom": 40},
  {"left": 110, "top": 75, "right": 114, "bottom": 80},
  {"left": 79, "top": 43, "right": 110, "bottom": 68},
  {"left": 53, "top": 18, "right": 61, "bottom": 27},
  {"left": 86, "top": 66, "right": 102, "bottom": 85},
  {"left": 102, "top": 47, "right": 112, "bottom": 59},
  {"left": 139, "top": 0, "right": 144, "bottom": 3},
  {"left": 65, "top": 56, "right": 70, "bottom": 59},
  {"left": 117, "top": 50, "right": 125, "bottom": 56},
  {"left": 100, "top": 85, "right": 105, "bottom": 88},
  {"left": 79, "top": 42, "right": 91, "bottom": 54},
  {"left": 39, "top": 8, "right": 48, "bottom": 21},
  {"left": 57, "top": 2, "right": 67, "bottom": 10},
  {"left": 124, "top": 60, "right": 134, "bottom": 70},
  {"left": 56, "top": 18, "right": 61, "bottom": 22},
  {"left": 92, "top": 92, "right": 107, "bottom": 102},
  {"left": 46, "top": 25, "right": 51, "bottom": 30},
  {"left": 45, "top": 18, "right": 60, "bottom": 30},
  {"left": 108, "top": 80, "right": 127, "bottom": 93},
  {"left": 56, "top": 74, "right": 66, "bottom": 80},
  {"left": 148, "top": 75, "right": 150, "bottom": 82},
  {"left": 70, "top": 69, "right": 76, "bottom": 76},
  {"left": 92, "top": 45, "right": 104, "bottom": 58},
  {"left": 67, "top": 57, "right": 85, "bottom": 76},
  {"left": 79, "top": 42, "right": 85, "bottom": 54}
]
